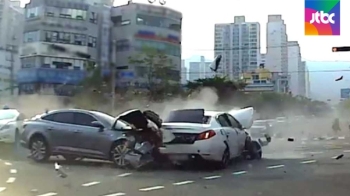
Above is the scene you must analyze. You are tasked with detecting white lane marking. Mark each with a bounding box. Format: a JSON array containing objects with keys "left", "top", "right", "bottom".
[
  {"left": 343, "top": 150, "right": 350, "bottom": 153},
  {"left": 0, "top": 187, "right": 6, "bottom": 192},
  {"left": 81, "top": 181, "right": 100, "bottom": 187},
  {"left": 10, "top": 169, "right": 17, "bottom": 174},
  {"left": 301, "top": 138, "right": 308, "bottom": 141},
  {"left": 4, "top": 162, "right": 12, "bottom": 166},
  {"left": 300, "top": 160, "right": 316, "bottom": 164},
  {"left": 37, "top": 193, "right": 58, "bottom": 196},
  {"left": 203, "top": 175, "right": 221, "bottom": 180},
  {"left": 173, "top": 180, "right": 194, "bottom": 186},
  {"left": 266, "top": 165, "right": 284, "bottom": 169},
  {"left": 118, "top": 173, "right": 132, "bottom": 177},
  {"left": 6, "top": 177, "right": 15, "bottom": 183},
  {"left": 102, "top": 193, "right": 126, "bottom": 196},
  {"left": 338, "top": 136, "right": 345, "bottom": 139},
  {"left": 302, "top": 151, "right": 323, "bottom": 155},
  {"left": 232, "top": 171, "right": 247, "bottom": 175},
  {"left": 139, "top": 186, "right": 164, "bottom": 191}
]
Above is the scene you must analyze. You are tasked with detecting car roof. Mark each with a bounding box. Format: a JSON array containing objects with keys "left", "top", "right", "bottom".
[{"left": 204, "top": 110, "right": 226, "bottom": 116}]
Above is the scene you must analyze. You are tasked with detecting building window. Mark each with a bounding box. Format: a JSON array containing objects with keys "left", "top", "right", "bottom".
[
  {"left": 44, "top": 31, "right": 87, "bottom": 46},
  {"left": 45, "top": 7, "right": 55, "bottom": 17},
  {"left": 135, "top": 39, "right": 180, "bottom": 57},
  {"left": 116, "top": 39, "right": 130, "bottom": 52},
  {"left": 136, "top": 14, "right": 181, "bottom": 32},
  {"left": 24, "top": 31, "right": 39, "bottom": 43},
  {"left": 26, "top": 7, "right": 40, "bottom": 19},
  {"left": 252, "top": 74, "right": 259, "bottom": 80},
  {"left": 59, "top": 8, "right": 86, "bottom": 20},
  {"left": 88, "top": 36, "right": 96, "bottom": 48},
  {"left": 89, "top": 12, "right": 97, "bottom": 23}
]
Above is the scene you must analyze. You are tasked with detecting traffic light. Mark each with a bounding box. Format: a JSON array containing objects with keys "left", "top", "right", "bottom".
[{"left": 332, "top": 47, "right": 350, "bottom": 52}]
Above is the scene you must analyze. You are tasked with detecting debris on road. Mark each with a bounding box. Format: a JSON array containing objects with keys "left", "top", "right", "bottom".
[
  {"left": 287, "top": 138, "right": 294, "bottom": 142},
  {"left": 335, "top": 154, "right": 344, "bottom": 160},
  {"left": 55, "top": 162, "right": 67, "bottom": 178}
]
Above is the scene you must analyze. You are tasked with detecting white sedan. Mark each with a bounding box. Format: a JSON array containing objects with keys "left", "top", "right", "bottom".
[
  {"left": 0, "top": 109, "right": 25, "bottom": 143},
  {"left": 160, "top": 107, "right": 264, "bottom": 168}
]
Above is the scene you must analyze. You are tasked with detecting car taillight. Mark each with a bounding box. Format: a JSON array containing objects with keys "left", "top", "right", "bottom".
[{"left": 197, "top": 130, "right": 216, "bottom": 140}]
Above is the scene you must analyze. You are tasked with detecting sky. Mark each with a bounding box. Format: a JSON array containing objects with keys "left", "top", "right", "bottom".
[{"left": 20, "top": 0, "right": 350, "bottom": 101}]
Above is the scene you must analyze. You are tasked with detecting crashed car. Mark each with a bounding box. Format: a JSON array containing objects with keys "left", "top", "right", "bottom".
[
  {"left": 160, "top": 107, "right": 271, "bottom": 168},
  {"left": 0, "top": 108, "right": 26, "bottom": 144},
  {"left": 19, "top": 108, "right": 163, "bottom": 168}
]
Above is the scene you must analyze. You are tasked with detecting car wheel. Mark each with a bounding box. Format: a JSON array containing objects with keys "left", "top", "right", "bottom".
[
  {"left": 29, "top": 136, "right": 50, "bottom": 162},
  {"left": 110, "top": 140, "right": 132, "bottom": 168},
  {"left": 247, "top": 141, "right": 262, "bottom": 160},
  {"left": 217, "top": 147, "right": 230, "bottom": 169}
]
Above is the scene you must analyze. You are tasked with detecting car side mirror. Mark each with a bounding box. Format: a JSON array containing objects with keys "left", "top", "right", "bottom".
[
  {"left": 92, "top": 121, "right": 104, "bottom": 131},
  {"left": 238, "top": 124, "right": 243, "bottom": 130}
]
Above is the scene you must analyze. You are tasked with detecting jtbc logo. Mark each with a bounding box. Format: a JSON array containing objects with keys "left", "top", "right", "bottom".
[{"left": 310, "top": 11, "right": 335, "bottom": 24}]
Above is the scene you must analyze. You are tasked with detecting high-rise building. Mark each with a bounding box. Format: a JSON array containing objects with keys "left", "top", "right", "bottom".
[
  {"left": 111, "top": 2, "right": 182, "bottom": 88},
  {"left": 0, "top": 0, "right": 23, "bottom": 95},
  {"left": 181, "top": 59, "right": 187, "bottom": 84},
  {"left": 299, "top": 61, "right": 306, "bottom": 97},
  {"left": 265, "top": 15, "right": 288, "bottom": 74},
  {"left": 305, "top": 64, "right": 311, "bottom": 98},
  {"left": 188, "top": 56, "right": 213, "bottom": 81},
  {"left": 214, "top": 16, "right": 260, "bottom": 80},
  {"left": 287, "top": 41, "right": 302, "bottom": 96},
  {"left": 17, "top": 0, "right": 103, "bottom": 95},
  {"left": 259, "top": 53, "right": 266, "bottom": 65}
]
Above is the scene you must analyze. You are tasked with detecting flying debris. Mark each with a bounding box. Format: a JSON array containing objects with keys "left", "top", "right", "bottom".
[
  {"left": 147, "top": 0, "right": 166, "bottom": 5},
  {"left": 210, "top": 55, "right": 222, "bottom": 72},
  {"left": 335, "top": 154, "right": 344, "bottom": 160},
  {"left": 335, "top": 76, "right": 343, "bottom": 81}
]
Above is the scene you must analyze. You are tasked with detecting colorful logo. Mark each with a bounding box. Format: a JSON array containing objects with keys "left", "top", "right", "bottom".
[{"left": 305, "top": 0, "right": 340, "bottom": 36}]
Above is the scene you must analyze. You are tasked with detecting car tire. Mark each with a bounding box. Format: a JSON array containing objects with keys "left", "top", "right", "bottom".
[
  {"left": 110, "top": 140, "right": 132, "bottom": 168},
  {"left": 29, "top": 136, "right": 50, "bottom": 162},
  {"left": 217, "top": 147, "right": 230, "bottom": 169},
  {"left": 247, "top": 141, "right": 262, "bottom": 160}
]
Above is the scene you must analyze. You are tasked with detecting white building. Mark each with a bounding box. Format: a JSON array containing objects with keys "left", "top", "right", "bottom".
[
  {"left": 0, "top": 0, "right": 23, "bottom": 95},
  {"left": 188, "top": 56, "right": 214, "bottom": 81},
  {"left": 181, "top": 59, "right": 187, "bottom": 84},
  {"left": 214, "top": 16, "right": 260, "bottom": 80},
  {"left": 305, "top": 64, "right": 311, "bottom": 98},
  {"left": 111, "top": 2, "right": 182, "bottom": 87},
  {"left": 299, "top": 61, "right": 306, "bottom": 97},
  {"left": 287, "top": 41, "right": 302, "bottom": 96},
  {"left": 259, "top": 53, "right": 266, "bottom": 65},
  {"left": 265, "top": 15, "right": 288, "bottom": 74}
]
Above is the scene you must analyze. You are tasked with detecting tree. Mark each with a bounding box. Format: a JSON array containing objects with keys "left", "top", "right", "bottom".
[{"left": 128, "top": 47, "right": 180, "bottom": 100}]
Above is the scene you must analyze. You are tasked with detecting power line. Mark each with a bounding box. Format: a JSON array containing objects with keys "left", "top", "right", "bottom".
[{"left": 185, "top": 69, "right": 350, "bottom": 74}]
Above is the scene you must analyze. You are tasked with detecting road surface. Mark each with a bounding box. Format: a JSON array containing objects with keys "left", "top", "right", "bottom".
[{"left": 1, "top": 132, "right": 350, "bottom": 195}]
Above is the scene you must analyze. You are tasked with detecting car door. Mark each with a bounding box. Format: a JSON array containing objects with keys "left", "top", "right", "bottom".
[
  {"left": 226, "top": 114, "right": 246, "bottom": 152},
  {"left": 71, "top": 112, "right": 107, "bottom": 158},
  {"left": 217, "top": 114, "right": 239, "bottom": 157},
  {"left": 41, "top": 112, "right": 76, "bottom": 153}
]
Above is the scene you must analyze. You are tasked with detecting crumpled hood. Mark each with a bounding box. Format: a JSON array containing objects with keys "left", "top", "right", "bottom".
[
  {"left": 115, "top": 109, "right": 149, "bottom": 130},
  {"left": 228, "top": 107, "right": 254, "bottom": 129}
]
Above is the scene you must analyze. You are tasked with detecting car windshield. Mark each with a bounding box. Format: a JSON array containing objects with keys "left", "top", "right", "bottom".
[{"left": 0, "top": 110, "right": 18, "bottom": 120}]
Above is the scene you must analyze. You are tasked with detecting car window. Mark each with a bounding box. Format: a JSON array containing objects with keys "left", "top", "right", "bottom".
[
  {"left": 42, "top": 112, "right": 74, "bottom": 124},
  {"left": 217, "top": 114, "right": 230, "bottom": 127},
  {"left": 73, "top": 113, "right": 97, "bottom": 127},
  {"left": 0, "top": 110, "right": 18, "bottom": 120},
  {"left": 226, "top": 114, "right": 241, "bottom": 128}
]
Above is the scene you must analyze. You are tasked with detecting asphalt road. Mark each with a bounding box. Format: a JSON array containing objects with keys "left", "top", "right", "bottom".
[{"left": 1, "top": 129, "right": 350, "bottom": 195}]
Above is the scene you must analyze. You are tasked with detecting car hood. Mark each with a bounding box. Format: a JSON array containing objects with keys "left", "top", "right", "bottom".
[
  {"left": 228, "top": 107, "right": 254, "bottom": 129},
  {"left": 115, "top": 109, "right": 149, "bottom": 130}
]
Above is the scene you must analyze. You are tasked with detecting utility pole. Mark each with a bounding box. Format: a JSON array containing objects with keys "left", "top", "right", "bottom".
[{"left": 111, "top": 39, "right": 116, "bottom": 112}]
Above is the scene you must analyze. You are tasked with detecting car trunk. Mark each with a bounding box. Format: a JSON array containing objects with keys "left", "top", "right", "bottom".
[{"left": 162, "top": 123, "right": 211, "bottom": 144}]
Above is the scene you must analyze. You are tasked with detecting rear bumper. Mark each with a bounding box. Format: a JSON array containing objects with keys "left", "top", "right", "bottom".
[{"left": 160, "top": 138, "right": 226, "bottom": 162}]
